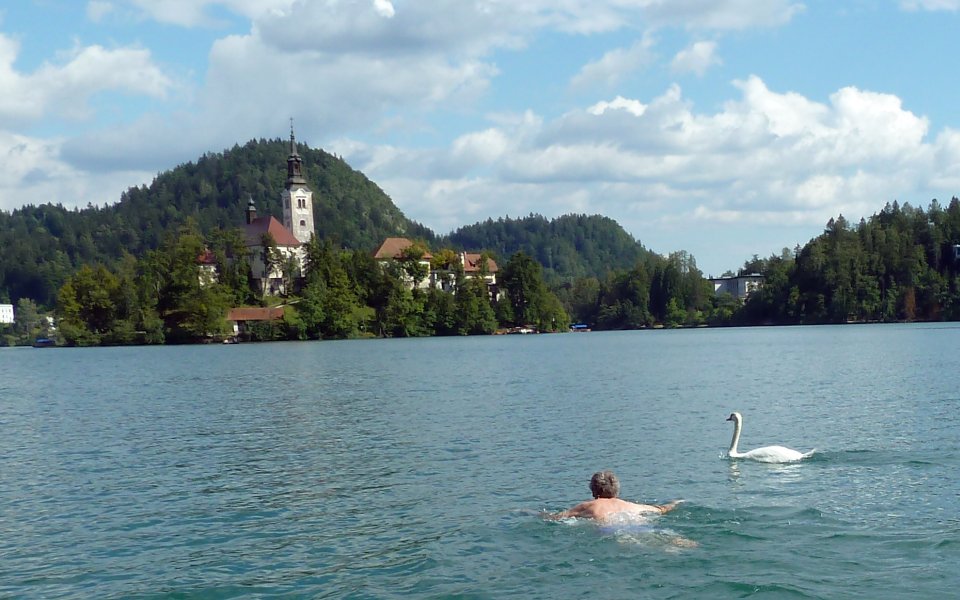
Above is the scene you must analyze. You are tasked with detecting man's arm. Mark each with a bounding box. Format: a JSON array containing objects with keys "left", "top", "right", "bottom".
[
  {"left": 656, "top": 499, "right": 684, "bottom": 514},
  {"left": 543, "top": 502, "right": 590, "bottom": 520}
]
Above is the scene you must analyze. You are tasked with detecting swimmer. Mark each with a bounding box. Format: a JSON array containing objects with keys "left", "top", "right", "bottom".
[{"left": 547, "top": 470, "right": 683, "bottom": 522}]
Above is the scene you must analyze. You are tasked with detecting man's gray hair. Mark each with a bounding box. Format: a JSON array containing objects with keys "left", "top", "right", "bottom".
[{"left": 589, "top": 470, "right": 620, "bottom": 499}]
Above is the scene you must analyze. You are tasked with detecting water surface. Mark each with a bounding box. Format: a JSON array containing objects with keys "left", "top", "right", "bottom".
[{"left": 1, "top": 324, "right": 958, "bottom": 598}]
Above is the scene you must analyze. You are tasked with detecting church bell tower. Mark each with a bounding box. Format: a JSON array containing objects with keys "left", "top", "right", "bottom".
[{"left": 282, "top": 120, "right": 315, "bottom": 244}]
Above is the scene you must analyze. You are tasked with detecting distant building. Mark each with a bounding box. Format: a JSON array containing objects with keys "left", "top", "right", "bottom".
[
  {"left": 243, "top": 124, "right": 315, "bottom": 296},
  {"left": 0, "top": 304, "right": 13, "bottom": 324},
  {"left": 373, "top": 237, "right": 434, "bottom": 290},
  {"left": 442, "top": 251, "right": 499, "bottom": 300},
  {"left": 709, "top": 274, "right": 764, "bottom": 301},
  {"left": 226, "top": 306, "right": 285, "bottom": 338},
  {"left": 374, "top": 237, "right": 499, "bottom": 299}
]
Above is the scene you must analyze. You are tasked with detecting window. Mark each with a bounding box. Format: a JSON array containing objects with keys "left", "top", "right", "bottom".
[{"left": 300, "top": 220, "right": 306, "bottom": 227}]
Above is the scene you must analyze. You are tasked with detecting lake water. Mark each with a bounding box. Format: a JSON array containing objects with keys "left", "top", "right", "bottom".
[{"left": 1, "top": 324, "right": 959, "bottom": 598}]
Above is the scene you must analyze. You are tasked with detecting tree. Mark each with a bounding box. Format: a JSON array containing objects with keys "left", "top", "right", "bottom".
[
  {"left": 501, "top": 251, "right": 546, "bottom": 326},
  {"left": 56, "top": 265, "right": 123, "bottom": 346},
  {"left": 12, "top": 298, "right": 48, "bottom": 345},
  {"left": 398, "top": 242, "right": 430, "bottom": 290}
]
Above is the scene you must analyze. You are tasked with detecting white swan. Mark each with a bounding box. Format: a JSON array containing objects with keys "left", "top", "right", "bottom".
[{"left": 726, "top": 412, "right": 814, "bottom": 463}]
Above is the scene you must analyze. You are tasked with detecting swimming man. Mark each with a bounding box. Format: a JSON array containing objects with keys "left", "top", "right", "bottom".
[{"left": 549, "top": 470, "right": 683, "bottom": 521}]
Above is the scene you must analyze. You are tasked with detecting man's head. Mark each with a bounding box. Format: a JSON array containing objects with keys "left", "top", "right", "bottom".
[{"left": 589, "top": 470, "right": 620, "bottom": 499}]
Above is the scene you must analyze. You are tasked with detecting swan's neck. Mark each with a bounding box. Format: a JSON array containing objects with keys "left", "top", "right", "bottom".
[{"left": 728, "top": 419, "right": 742, "bottom": 455}]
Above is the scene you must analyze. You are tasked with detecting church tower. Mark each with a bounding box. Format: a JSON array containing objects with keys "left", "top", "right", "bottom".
[{"left": 281, "top": 120, "right": 315, "bottom": 244}]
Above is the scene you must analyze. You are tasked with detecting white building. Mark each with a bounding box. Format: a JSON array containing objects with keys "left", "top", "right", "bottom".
[
  {"left": 709, "top": 274, "right": 765, "bottom": 301},
  {"left": 0, "top": 303, "right": 13, "bottom": 324}
]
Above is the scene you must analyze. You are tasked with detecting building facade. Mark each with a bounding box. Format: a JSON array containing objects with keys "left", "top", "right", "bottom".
[{"left": 709, "top": 274, "right": 765, "bottom": 301}]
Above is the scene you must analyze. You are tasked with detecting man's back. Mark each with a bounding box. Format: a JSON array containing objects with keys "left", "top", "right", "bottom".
[{"left": 560, "top": 497, "right": 663, "bottom": 521}]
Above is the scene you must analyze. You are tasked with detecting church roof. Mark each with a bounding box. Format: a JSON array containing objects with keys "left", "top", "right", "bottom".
[
  {"left": 373, "top": 237, "right": 433, "bottom": 260},
  {"left": 197, "top": 249, "right": 217, "bottom": 265},
  {"left": 244, "top": 216, "right": 301, "bottom": 247}
]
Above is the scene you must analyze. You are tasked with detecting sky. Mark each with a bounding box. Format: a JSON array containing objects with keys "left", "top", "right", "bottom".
[{"left": 4, "top": 1, "right": 960, "bottom": 276}]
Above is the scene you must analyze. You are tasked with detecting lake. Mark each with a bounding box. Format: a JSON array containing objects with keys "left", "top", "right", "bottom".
[{"left": 1, "top": 324, "right": 958, "bottom": 598}]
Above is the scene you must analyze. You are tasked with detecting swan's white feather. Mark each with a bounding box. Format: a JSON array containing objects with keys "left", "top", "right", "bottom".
[{"left": 726, "top": 412, "right": 814, "bottom": 463}]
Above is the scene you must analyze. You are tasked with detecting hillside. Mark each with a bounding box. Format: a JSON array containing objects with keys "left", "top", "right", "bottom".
[{"left": 444, "top": 213, "right": 656, "bottom": 283}]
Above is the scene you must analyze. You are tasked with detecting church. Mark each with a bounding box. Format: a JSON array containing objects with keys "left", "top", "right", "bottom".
[{"left": 243, "top": 125, "right": 316, "bottom": 295}]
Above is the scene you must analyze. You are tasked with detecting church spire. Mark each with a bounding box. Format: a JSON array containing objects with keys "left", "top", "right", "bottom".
[{"left": 286, "top": 117, "right": 306, "bottom": 186}]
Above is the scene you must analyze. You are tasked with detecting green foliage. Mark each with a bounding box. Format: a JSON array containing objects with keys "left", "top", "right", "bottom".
[
  {"left": 500, "top": 251, "right": 569, "bottom": 331},
  {"left": 740, "top": 200, "right": 960, "bottom": 324},
  {"left": 444, "top": 214, "right": 655, "bottom": 285}
]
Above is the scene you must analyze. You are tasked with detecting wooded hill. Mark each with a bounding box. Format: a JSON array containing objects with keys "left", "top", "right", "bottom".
[
  {"left": 444, "top": 213, "right": 657, "bottom": 285},
  {"left": 0, "top": 138, "right": 657, "bottom": 309}
]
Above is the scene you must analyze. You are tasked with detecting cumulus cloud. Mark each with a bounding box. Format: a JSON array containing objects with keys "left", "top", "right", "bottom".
[
  {"left": 0, "top": 34, "right": 172, "bottom": 125},
  {"left": 671, "top": 40, "right": 721, "bottom": 76}
]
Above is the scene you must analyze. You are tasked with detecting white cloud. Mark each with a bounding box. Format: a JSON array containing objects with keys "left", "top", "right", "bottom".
[
  {"left": 588, "top": 96, "right": 647, "bottom": 117},
  {"left": 570, "top": 37, "right": 656, "bottom": 90},
  {"left": 373, "top": 0, "right": 395, "bottom": 18},
  {"left": 0, "top": 35, "right": 172, "bottom": 125},
  {"left": 671, "top": 40, "right": 721, "bottom": 76}
]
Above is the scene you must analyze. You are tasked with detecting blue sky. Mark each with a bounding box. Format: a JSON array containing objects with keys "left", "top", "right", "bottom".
[{"left": 4, "top": 1, "right": 960, "bottom": 276}]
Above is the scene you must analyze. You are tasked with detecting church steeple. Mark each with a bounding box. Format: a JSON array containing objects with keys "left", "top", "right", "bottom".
[
  {"left": 286, "top": 118, "right": 307, "bottom": 186},
  {"left": 282, "top": 118, "right": 315, "bottom": 244}
]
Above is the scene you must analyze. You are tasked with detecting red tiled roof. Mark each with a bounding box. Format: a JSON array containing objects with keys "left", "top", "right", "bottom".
[
  {"left": 226, "top": 307, "right": 285, "bottom": 322},
  {"left": 463, "top": 252, "right": 498, "bottom": 273},
  {"left": 244, "top": 216, "right": 302, "bottom": 247},
  {"left": 197, "top": 249, "right": 217, "bottom": 265},
  {"left": 373, "top": 237, "right": 432, "bottom": 260}
]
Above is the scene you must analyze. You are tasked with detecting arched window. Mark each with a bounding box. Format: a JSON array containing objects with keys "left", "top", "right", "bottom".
[{"left": 299, "top": 220, "right": 306, "bottom": 227}]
